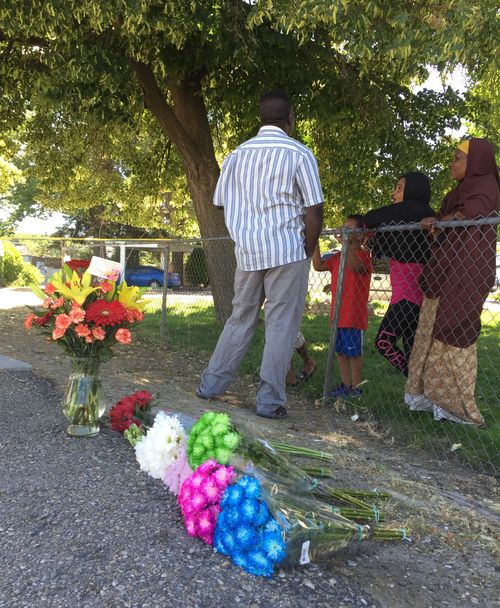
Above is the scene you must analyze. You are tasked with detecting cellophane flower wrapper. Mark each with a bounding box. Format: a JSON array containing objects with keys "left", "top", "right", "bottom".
[
  {"left": 162, "top": 446, "right": 193, "bottom": 495},
  {"left": 228, "top": 426, "right": 386, "bottom": 523},
  {"left": 134, "top": 412, "right": 187, "bottom": 480},
  {"left": 187, "top": 413, "right": 318, "bottom": 488},
  {"left": 178, "top": 460, "right": 234, "bottom": 544},
  {"left": 241, "top": 464, "right": 372, "bottom": 568}
]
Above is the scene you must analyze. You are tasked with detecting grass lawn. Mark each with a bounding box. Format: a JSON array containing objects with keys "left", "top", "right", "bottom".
[{"left": 140, "top": 299, "right": 500, "bottom": 474}]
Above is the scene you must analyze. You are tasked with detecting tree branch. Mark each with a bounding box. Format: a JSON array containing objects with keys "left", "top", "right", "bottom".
[
  {"left": 130, "top": 59, "right": 200, "bottom": 163},
  {"left": 0, "top": 32, "right": 49, "bottom": 47}
]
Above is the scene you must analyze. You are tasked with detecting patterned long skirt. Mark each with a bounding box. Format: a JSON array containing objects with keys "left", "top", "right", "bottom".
[{"left": 405, "top": 296, "right": 485, "bottom": 426}]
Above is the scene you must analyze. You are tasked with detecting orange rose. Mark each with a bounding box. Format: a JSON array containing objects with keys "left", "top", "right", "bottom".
[
  {"left": 115, "top": 328, "right": 132, "bottom": 344},
  {"left": 50, "top": 297, "right": 65, "bottom": 310},
  {"left": 100, "top": 281, "right": 113, "bottom": 294},
  {"left": 85, "top": 335, "right": 93, "bottom": 343},
  {"left": 42, "top": 297, "right": 52, "bottom": 309},
  {"left": 92, "top": 326, "right": 106, "bottom": 341},
  {"left": 52, "top": 327, "right": 66, "bottom": 340},
  {"left": 69, "top": 306, "right": 86, "bottom": 324},
  {"left": 24, "top": 313, "right": 36, "bottom": 329},
  {"left": 126, "top": 308, "right": 144, "bottom": 323},
  {"left": 126, "top": 308, "right": 136, "bottom": 323},
  {"left": 44, "top": 283, "right": 56, "bottom": 295},
  {"left": 74, "top": 323, "right": 91, "bottom": 338},
  {"left": 55, "top": 314, "right": 72, "bottom": 330}
]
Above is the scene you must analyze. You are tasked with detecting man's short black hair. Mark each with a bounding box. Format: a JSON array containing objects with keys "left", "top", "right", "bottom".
[
  {"left": 259, "top": 90, "right": 292, "bottom": 124},
  {"left": 346, "top": 214, "right": 364, "bottom": 228}
]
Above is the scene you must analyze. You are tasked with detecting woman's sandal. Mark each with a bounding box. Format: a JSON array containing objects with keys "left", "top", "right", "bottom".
[{"left": 297, "top": 365, "right": 316, "bottom": 382}]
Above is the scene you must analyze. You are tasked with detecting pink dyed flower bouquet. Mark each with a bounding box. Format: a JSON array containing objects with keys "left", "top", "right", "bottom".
[{"left": 178, "top": 460, "right": 235, "bottom": 544}]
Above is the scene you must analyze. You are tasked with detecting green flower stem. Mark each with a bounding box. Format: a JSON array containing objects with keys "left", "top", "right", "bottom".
[
  {"left": 336, "top": 508, "right": 384, "bottom": 522},
  {"left": 269, "top": 441, "right": 335, "bottom": 461},
  {"left": 316, "top": 486, "right": 374, "bottom": 511},
  {"left": 300, "top": 466, "right": 333, "bottom": 478},
  {"left": 371, "top": 528, "right": 409, "bottom": 541},
  {"left": 334, "top": 488, "right": 391, "bottom": 501}
]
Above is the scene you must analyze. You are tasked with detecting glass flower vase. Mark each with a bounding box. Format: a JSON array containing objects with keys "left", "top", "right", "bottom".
[{"left": 62, "top": 357, "right": 105, "bottom": 437}]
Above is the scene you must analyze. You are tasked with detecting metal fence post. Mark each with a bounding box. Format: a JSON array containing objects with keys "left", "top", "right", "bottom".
[
  {"left": 322, "top": 229, "right": 349, "bottom": 401},
  {"left": 160, "top": 246, "right": 170, "bottom": 339}
]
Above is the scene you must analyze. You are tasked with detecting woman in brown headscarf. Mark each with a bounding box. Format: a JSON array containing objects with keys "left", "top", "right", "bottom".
[{"left": 405, "top": 138, "right": 499, "bottom": 426}]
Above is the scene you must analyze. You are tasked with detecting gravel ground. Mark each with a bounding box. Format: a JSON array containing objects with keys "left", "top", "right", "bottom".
[
  {"left": 1, "top": 296, "right": 499, "bottom": 608},
  {"left": 0, "top": 370, "right": 379, "bottom": 608}
]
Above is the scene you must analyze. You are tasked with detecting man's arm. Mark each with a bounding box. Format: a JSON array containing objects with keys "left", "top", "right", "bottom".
[
  {"left": 312, "top": 243, "right": 329, "bottom": 271},
  {"left": 304, "top": 203, "right": 324, "bottom": 258},
  {"left": 213, "top": 155, "right": 233, "bottom": 208}
]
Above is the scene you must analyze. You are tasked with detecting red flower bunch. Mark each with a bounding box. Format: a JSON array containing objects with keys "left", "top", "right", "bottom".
[
  {"left": 34, "top": 311, "right": 54, "bottom": 327},
  {"left": 133, "top": 390, "right": 154, "bottom": 409},
  {"left": 24, "top": 264, "right": 146, "bottom": 360},
  {"left": 86, "top": 300, "right": 127, "bottom": 326},
  {"left": 109, "top": 390, "right": 154, "bottom": 433}
]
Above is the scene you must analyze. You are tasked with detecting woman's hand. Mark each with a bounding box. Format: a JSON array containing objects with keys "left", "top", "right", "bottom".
[
  {"left": 420, "top": 216, "right": 437, "bottom": 231},
  {"left": 440, "top": 211, "right": 465, "bottom": 222}
]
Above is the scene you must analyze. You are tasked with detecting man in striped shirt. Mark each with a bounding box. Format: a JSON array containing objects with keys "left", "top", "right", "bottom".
[{"left": 197, "top": 90, "right": 324, "bottom": 419}]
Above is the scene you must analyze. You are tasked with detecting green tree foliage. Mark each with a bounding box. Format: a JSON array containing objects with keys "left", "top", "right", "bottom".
[
  {"left": 185, "top": 247, "right": 209, "bottom": 287},
  {"left": 465, "top": 65, "right": 500, "bottom": 143},
  {"left": 0, "top": 2, "right": 497, "bottom": 222},
  {"left": 0, "top": 155, "right": 19, "bottom": 194},
  {"left": 1, "top": 241, "right": 44, "bottom": 286},
  {"left": 0, "top": 151, "right": 25, "bottom": 234},
  {"left": 0, "top": 1, "right": 498, "bottom": 317}
]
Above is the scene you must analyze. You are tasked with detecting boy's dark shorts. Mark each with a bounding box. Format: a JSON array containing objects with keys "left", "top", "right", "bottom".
[{"left": 335, "top": 328, "right": 363, "bottom": 357}]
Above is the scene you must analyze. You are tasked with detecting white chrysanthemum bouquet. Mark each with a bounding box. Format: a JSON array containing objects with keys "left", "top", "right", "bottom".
[{"left": 134, "top": 412, "right": 187, "bottom": 479}]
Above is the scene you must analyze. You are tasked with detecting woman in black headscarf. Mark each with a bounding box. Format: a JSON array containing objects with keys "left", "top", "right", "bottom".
[{"left": 364, "top": 172, "right": 435, "bottom": 376}]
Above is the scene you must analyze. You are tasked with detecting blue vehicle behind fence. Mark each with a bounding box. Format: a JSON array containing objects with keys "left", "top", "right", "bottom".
[{"left": 124, "top": 266, "right": 182, "bottom": 289}]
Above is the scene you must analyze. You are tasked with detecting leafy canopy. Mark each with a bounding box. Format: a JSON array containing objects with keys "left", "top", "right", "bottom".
[{"left": 0, "top": 0, "right": 498, "bottom": 231}]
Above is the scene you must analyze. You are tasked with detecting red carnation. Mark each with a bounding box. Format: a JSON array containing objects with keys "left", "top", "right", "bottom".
[
  {"left": 131, "top": 390, "right": 153, "bottom": 409},
  {"left": 109, "top": 399, "right": 142, "bottom": 433},
  {"left": 34, "top": 311, "right": 54, "bottom": 326},
  {"left": 86, "top": 300, "right": 127, "bottom": 326}
]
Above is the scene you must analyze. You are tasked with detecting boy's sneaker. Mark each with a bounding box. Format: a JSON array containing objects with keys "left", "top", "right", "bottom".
[
  {"left": 349, "top": 385, "right": 363, "bottom": 398},
  {"left": 329, "top": 383, "right": 350, "bottom": 399}
]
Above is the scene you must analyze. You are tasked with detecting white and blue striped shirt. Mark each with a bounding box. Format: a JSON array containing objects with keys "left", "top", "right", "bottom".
[{"left": 214, "top": 126, "right": 324, "bottom": 271}]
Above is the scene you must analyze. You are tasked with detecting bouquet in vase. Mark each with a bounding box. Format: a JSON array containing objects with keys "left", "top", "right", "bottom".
[{"left": 24, "top": 262, "right": 146, "bottom": 436}]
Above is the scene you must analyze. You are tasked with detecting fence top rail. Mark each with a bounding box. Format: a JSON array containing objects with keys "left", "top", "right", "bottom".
[
  {"left": 322, "top": 216, "right": 500, "bottom": 236},
  {"left": 2, "top": 216, "right": 499, "bottom": 245}
]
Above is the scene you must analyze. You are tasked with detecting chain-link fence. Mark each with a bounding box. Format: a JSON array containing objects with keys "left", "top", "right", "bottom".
[
  {"left": 2, "top": 220, "right": 499, "bottom": 474},
  {"left": 319, "top": 217, "right": 499, "bottom": 475}
]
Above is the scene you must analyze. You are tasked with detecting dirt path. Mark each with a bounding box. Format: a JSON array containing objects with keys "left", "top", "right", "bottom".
[{"left": 2, "top": 298, "right": 499, "bottom": 608}]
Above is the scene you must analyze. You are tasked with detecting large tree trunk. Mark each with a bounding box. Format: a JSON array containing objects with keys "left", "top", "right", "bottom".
[
  {"left": 183, "top": 162, "right": 235, "bottom": 323},
  {"left": 132, "top": 61, "right": 236, "bottom": 324}
]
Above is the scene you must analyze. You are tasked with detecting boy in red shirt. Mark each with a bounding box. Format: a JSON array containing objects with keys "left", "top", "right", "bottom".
[{"left": 313, "top": 214, "right": 372, "bottom": 398}]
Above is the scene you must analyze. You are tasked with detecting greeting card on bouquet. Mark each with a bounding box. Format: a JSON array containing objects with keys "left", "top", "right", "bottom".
[{"left": 87, "top": 256, "right": 122, "bottom": 281}]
